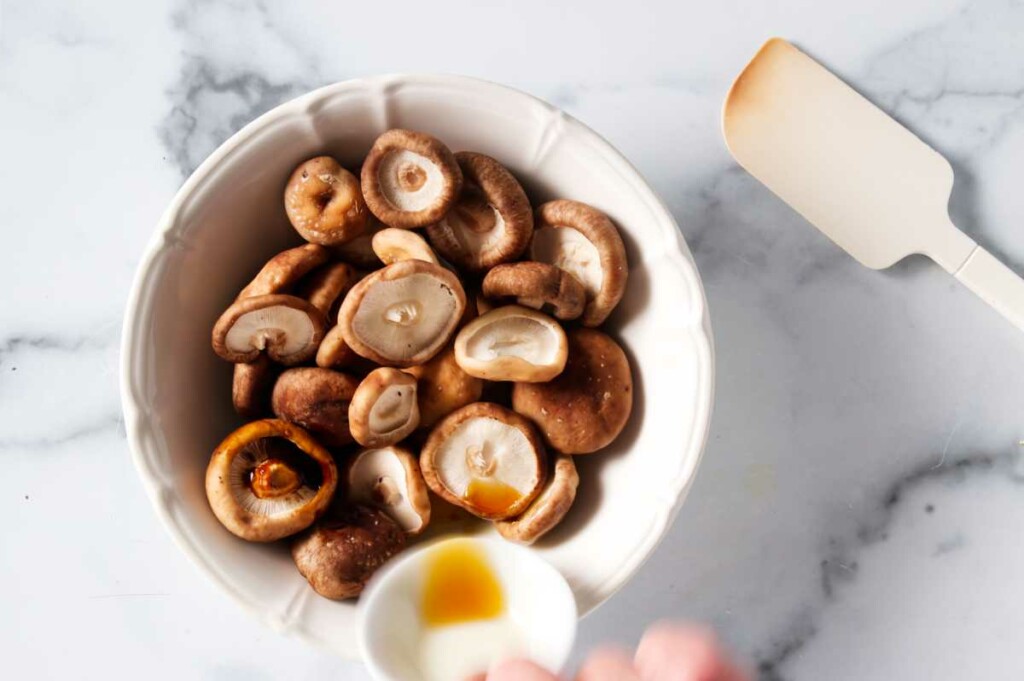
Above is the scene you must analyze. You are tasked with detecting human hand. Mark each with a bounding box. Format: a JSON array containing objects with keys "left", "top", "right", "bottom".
[{"left": 466, "top": 621, "right": 748, "bottom": 681}]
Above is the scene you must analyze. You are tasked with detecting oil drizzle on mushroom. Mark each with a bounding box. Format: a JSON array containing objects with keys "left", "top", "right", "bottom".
[{"left": 464, "top": 478, "right": 521, "bottom": 517}]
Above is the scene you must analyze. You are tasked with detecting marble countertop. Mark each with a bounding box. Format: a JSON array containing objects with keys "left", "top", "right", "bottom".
[{"left": 4, "top": 0, "right": 1024, "bottom": 678}]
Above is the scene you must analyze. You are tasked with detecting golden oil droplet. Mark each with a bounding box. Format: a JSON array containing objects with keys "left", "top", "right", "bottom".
[
  {"left": 422, "top": 541, "right": 504, "bottom": 626},
  {"left": 464, "top": 478, "right": 521, "bottom": 516}
]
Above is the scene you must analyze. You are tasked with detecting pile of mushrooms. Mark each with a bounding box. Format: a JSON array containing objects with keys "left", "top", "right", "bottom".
[{"left": 205, "top": 128, "right": 634, "bottom": 601}]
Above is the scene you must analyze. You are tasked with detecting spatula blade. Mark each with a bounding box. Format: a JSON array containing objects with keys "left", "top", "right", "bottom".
[{"left": 722, "top": 38, "right": 974, "bottom": 272}]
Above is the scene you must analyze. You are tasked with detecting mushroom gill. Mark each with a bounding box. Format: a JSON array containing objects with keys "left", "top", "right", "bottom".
[{"left": 205, "top": 419, "right": 337, "bottom": 542}]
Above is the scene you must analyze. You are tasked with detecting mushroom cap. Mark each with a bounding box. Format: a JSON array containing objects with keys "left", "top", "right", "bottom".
[
  {"left": 402, "top": 345, "right": 483, "bottom": 429},
  {"left": 494, "top": 454, "right": 579, "bottom": 545},
  {"left": 237, "top": 244, "right": 330, "bottom": 299},
  {"left": 361, "top": 129, "right": 462, "bottom": 228},
  {"left": 232, "top": 356, "right": 276, "bottom": 418},
  {"left": 420, "top": 402, "right": 547, "bottom": 520},
  {"left": 338, "top": 259, "right": 466, "bottom": 367},
  {"left": 346, "top": 446, "right": 431, "bottom": 534},
  {"left": 453, "top": 305, "right": 568, "bottom": 383},
  {"left": 298, "top": 261, "right": 357, "bottom": 320},
  {"left": 284, "top": 156, "right": 369, "bottom": 245},
  {"left": 481, "top": 262, "right": 586, "bottom": 321},
  {"left": 271, "top": 367, "right": 359, "bottom": 446},
  {"left": 349, "top": 367, "right": 420, "bottom": 447},
  {"left": 291, "top": 505, "right": 406, "bottom": 600},
  {"left": 512, "top": 328, "right": 632, "bottom": 454},
  {"left": 531, "top": 200, "right": 628, "bottom": 327},
  {"left": 332, "top": 215, "right": 385, "bottom": 269},
  {"left": 315, "top": 324, "right": 359, "bottom": 369},
  {"left": 212, "top": 294, "right": 327, "bottom": 365},
  {"left": 371, "top": 227, "right": 440, "bottom": 265},
  {"left": 425, "top": 152, "right": 533, "bottom": 273},
  {"left": 205, "top": 419, "right": 338, "bottom": 542}
]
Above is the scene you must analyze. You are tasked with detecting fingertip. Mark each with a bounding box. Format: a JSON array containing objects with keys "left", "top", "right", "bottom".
[
  {"left": 486, "top": 658, "right": 559, "bottom": 681},
  {"left": 584, "top": 647, "right": 633, "bottom": 666},
  {"left": 576, "top": 647, "right": 640, "bottom": 681},
  {"left": 642, "top": 620, "right": 719, "bottom": 648},
  {"left": 635, "top": 621, "right": 738, "bottom": 681}
]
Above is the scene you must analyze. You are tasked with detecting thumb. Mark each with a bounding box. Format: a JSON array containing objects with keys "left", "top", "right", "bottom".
[{"left": 477, "top": 659, "right": 560, "bottom": 681}]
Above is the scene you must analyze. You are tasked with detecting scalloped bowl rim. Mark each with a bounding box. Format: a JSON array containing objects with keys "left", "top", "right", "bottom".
[{"left": 120, "top": 73, "right": 714, "bottom": 658}]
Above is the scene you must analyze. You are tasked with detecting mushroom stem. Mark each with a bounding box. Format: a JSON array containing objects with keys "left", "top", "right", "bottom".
[
  {"left": 466, "top": 443, "right": 496, "bottom": 477},
  {"left": 373, "top": 476, "right": 402, "bottom": 506},
  {"left": 251, "top": 459, "right": 302, "bottom": 499}
]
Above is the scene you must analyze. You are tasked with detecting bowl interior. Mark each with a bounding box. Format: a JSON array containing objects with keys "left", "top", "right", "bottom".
[{"left": 122, "top": 75, "right": 713, "bottom": 658}]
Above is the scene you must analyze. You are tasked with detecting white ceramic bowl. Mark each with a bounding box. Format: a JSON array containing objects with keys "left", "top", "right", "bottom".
[
  {"left": 359, "top": 537, "right": 577, "bottom": 681},
  {"left": 121, "top": 74, "right": 714, "bottom": 658}
]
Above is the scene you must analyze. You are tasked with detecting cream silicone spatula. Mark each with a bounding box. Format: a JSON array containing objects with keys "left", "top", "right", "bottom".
[{"left": 722, "top": 37, "right": 1024, "bottom": 331}]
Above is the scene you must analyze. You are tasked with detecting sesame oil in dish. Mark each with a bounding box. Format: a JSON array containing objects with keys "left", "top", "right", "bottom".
[{"left": 417, "top": 541, "right": 524, "bottom": 681}]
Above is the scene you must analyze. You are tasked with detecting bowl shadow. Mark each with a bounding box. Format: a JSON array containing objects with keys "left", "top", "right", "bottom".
[{"left": 534, "top": 334, "right": 647, "bottom": 547}]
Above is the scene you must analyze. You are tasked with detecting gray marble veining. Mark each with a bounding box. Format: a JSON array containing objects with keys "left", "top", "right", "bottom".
[{"left": 3, "top": 0, "right": 1024, "bottom": 679}]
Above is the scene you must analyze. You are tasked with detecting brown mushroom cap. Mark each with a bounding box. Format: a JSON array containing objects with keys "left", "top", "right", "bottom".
[
  {"left": 361, "top": 129, "right": 462, "bottom": 228},
  {"left": 332, "top": 215, "right": 385, "bottom": 269},
  {"left": 494, "top": 454, "right": 579, "bottom": 545},
  {"left": 338, "top": 259, "right": 466, "bottom": 367},
  {"left": 425, "top": 152, "right": 533, "bottom": 273},
  {"left": 205, "top": 419, "right": 338, "bottom": 542},
  {"left": 349, "top": 367, "right": 420, "bottom": 447},
  {"left": 453, "top": 305, "right": 568, "bottom": 383},
  {"left": 531, "top": 200, "right": 628, "bottom": 327},
  {"left": 402, "top": 346, "right": 483, "bottom": 429},
  {"left": 371, "top": 227, "right": 440, "bottom": 265},
  {"left": 512, "top": 328, "right": 632, "bottom": 454},
  {"left": 291, "top": 505, "right": 406, "bottom": 600},
  {"left": 271, "top": 367, "right": 359, "bottom": 446},
  {"left": 232, "top": 356, "right": 276, "bottom": 418},
  {"left": 285, "top": 156, "right": 368, "bottom": 245},
  {"left": 481, "top": 262, "right": 586, "bottom": 321},
  {"left": 346, "top": 446, "right": 431, "bottom": 534},
  {"left": 236, "top": 244, "right": 330, "bottom": 300},
  {"left": 315, "top": 324, "right": 359, "bottom": 369},
  {"left": 420, "top": 402, "right": 547, "bottom": 520},
  {"left": 212, "top": 294, "right": 326, "bottom": 365},
  {"left": 298, "top": 261, "right": 357, "bottom": 320}
]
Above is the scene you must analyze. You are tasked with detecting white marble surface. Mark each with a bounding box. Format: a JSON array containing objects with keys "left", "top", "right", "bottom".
[{"left": 3, "top": 0, "right": 1024, "bottom": 678}]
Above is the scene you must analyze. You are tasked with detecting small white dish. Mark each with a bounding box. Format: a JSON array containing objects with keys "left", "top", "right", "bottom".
[
  {"left": 359, "top": 537, "right": 577, "bottom": 681},
  {"left": 121, "top": 74, "right": 714, "bottom": 657}
]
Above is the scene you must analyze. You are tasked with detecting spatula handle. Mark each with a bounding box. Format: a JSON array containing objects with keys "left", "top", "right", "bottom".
[{"left": 954, "top": 247, "right": 1024, "bottom": 332}]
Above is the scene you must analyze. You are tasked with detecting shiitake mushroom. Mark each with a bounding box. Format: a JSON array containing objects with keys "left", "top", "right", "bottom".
[
  {"left": 361, "top": 129, "right": 462, "bottom": 228},
  {"left": 205, "top": 419, "right": 338, "bottom": 542},
  {"left": 285, "top": 156, "right": 369, "bottom": 245},
  {"left": 530, "top": 200, "right": 628, "bottom": 327},
  {"left": 271, "top": 367, "right": 359, "bottom": 446},
  {"left": 337, "top": 260, "right": 466, "bottom": 367},
  {"left": 291, "top": 505, "right": 406, "bottom": 600},
  {"left": 512, "top": 328, "right": 632, "bottom": 454},
  {"left": 420, "top": 402, "right": 547, "bottom": 521}
]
